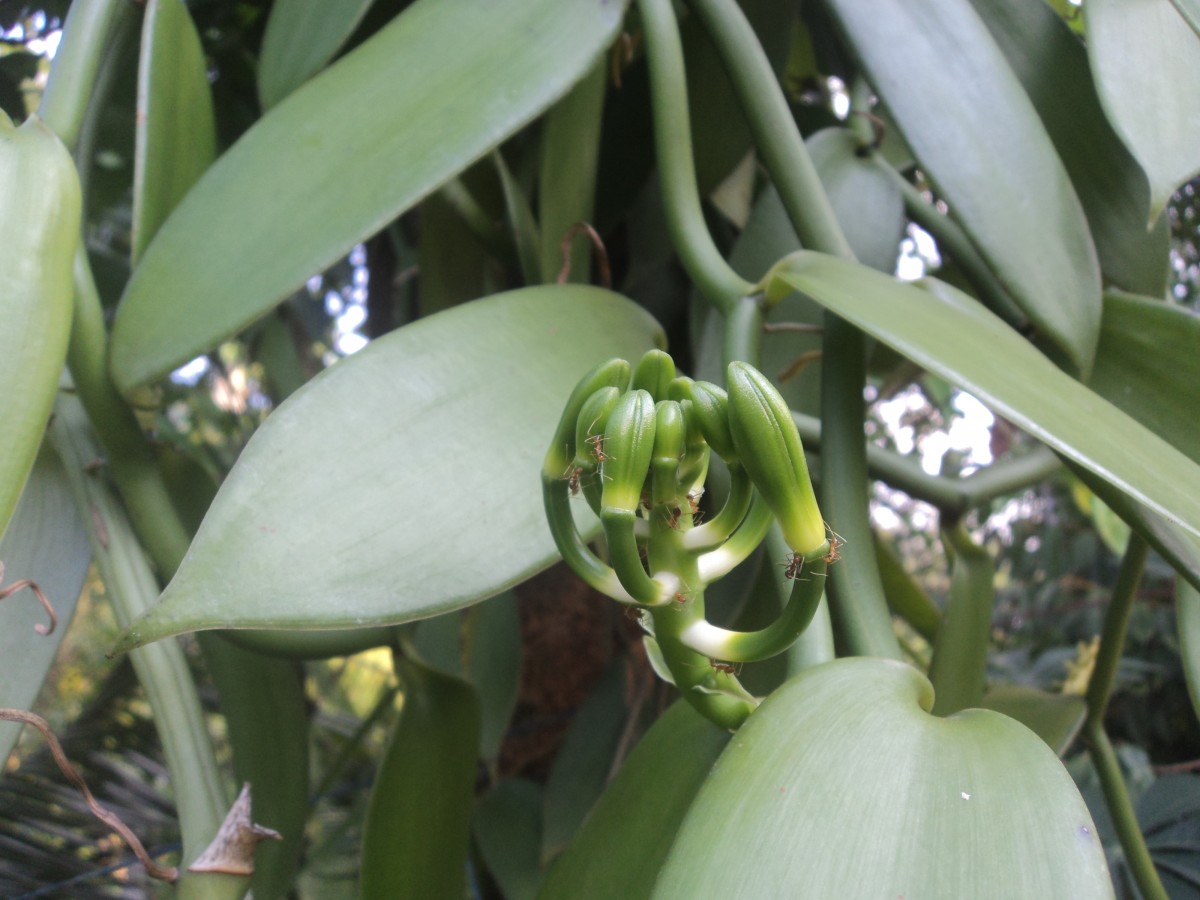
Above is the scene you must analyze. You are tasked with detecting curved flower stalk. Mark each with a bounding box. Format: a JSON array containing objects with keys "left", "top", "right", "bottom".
[{"left": 543, "top": 352, "right": 833, "bottom": 730}]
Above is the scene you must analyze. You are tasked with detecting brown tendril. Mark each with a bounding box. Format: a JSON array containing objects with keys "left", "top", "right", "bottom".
[
  {"left": 556, "top": 221, "right": 613, "bottom": 289},
  {"left": 0, "top": 561, "right": 58, "bottom": 635},
  {"left": 0, "top": 708, "right": 179, "bottom": 882}
]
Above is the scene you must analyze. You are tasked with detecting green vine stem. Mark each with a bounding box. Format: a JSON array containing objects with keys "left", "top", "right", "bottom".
[
  {"left": 1082, "top": 535, "right": 1166, "bottom": 900},
  {"left": 683, "top": 0, "right": 900, "bottom": 660},
  {"left": 37, "top": 0, "right": 130, "bottom": 148},
  {"left": 927, "top": 522, "right": 994, "bottom": 716},
  {"left": 820, "top": 319, "right": 903, "bottom": 659},
  {"left": 48, "top": 394, "right": 228, "bottom": 877},
  {"left": 686, "top": 0, "right": 853, "bottom": 261},
  {"left": 637, "top": 0, "right": 754, "bottom": 315}
]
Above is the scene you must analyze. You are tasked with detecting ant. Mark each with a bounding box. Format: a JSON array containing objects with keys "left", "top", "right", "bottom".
[
  {"left": 824, "top": 532, "right": 844, "bottom": 565},
  {"left": 586, "top": 432, "right": 609, "bottom": 463},
  {"left": 709, "top": 658, "right": 742, "bottom": 676},
  {"left": 562, "top": 462, "right": 584, "bottom": 496},
  {"left": 665, "top": 505, "right": 683, "bottom": 530},
  {"left": 783, "top": 553, "right": 804, "bottom": 581}
]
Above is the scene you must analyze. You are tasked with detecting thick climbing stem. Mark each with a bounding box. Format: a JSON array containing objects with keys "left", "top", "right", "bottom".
[
  {"left": 820, "top": 319, "right": 903, "bottom": 659},
  {"left": 1082, "top": 535, "right": 1165, "bottom": 900},
  {"left": 687, "top": 0, "right": 852, "bottom": 260},
  {"left": 637, "top": 0, "right": 754, "bottom": 314}
]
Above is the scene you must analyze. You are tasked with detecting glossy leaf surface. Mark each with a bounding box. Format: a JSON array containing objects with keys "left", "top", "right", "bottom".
[
  {"left": 361, "top": 659, "right": 480, "bottom": 898},
  {"left": 114, "top": 288, "right": 662, "bottom": 649},
  {"left": 1086, "top": 0, "right": 1200, "bottom": 225},
  {"left": 654, "top": 658, "right": 1111, "bottom": 898},
  {"left": 823, "top": 0, "right": 1102, "bottom": 375},
  {"left": 0, "top": 449, "right": 90, "bottom": 761},
  {"left": 770, "top": 253, "right": 1200, "bottom": 541},
  {"left": 539, "top": 701, "right": 731, "bottom": 900},
  {"left": 970, "top": 0, "right": 1169, "bottom": 296},
  {"left": 110, "top": 0, "right": 629, "bottom": 392},
  {"left": 257, "top": 0, "right": 376, "bottom": 109},
  {"left": 132, "top": 0, "right": 214, "bottom": 262}
]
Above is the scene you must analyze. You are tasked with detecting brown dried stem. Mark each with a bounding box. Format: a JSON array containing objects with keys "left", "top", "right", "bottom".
[{"left": 556, "top": 221, "right": 613, "bottom": 289}]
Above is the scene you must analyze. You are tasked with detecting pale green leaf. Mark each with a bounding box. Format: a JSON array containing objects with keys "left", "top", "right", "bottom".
[
  {"left": 823, "top": 0, "right": 1102, "bottom": 375},
  {"left": 361, "top": 660, "right": 479, "bottom": 898},
  {"left": 132, "top": 0, "right": 215, "bottom": 263},
  {"left": 110, "top": 0, "right": 629, "bottom": 393},
  {"left": 654, "top": 659, "right": 1112, "bottom": 898},
  {"left": 539, "top": 701, "right": 731, "bottom": 900},
  {"left": 1177, "top": 579, "right": 1200, "bottom": 737},
  {"left": 474, "top": 779, "right": 544, "bottom": 900},
  {"left": 113, "top": 287, "right": 662, "bottom": 650},
  {"left": 971, "top": 0, "right": 1170, "bottom": 296},
  {"left": 0, "top": 448, "right": 90, "bottom": 761},
  {"left": 1170, "top": 0, "right": 1200, "bottom": 35},
  {"left": 257, "top": 0, "right": 376, "bottom": 109},
  {"left": 770, "top": 252, "right": 1200, "bottom": 541},
  {"left": 1086, "top": 0, "right": 1200, "bottom": 225}
]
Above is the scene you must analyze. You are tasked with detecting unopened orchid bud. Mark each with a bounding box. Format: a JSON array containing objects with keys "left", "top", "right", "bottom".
[
  {"left": 687, "top": 381, "right": 737, "bottom": 462},
  {"left": 726, "top": 362, "right": 824, "bottom": 555},
  {"left": 600, "top": 389, "right": 657, "bottom": 514},
  {"left": 543, "top": 358, "right": 631, "bottom": 478},
  {"left": 631, "top": 349, "right": 677, "bottom": 401}
]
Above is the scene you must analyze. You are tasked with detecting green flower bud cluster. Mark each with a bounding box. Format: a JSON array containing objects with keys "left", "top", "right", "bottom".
[{"left": 542, "top": 351, "right": 834, "bottom": 729}]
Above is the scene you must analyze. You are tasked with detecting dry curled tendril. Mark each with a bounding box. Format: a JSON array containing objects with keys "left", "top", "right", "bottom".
[
  {"left": 0, "top": 709, "right": 280, "bottom": 883},
  {"left": 0, "top": 560, "right": 57, "bottom": 635}
]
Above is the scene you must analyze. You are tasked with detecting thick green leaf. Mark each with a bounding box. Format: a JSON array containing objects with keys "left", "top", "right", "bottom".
[
  {"left": 823, "top": 0, "right": 1102, "bottom": 375},
  {"left": 113, "top": 287, "right": 662, "bottom": 650},
  {"left": 1087, "top": 0, "right": 1200, "bottom": 225},
  {"left": 654, "top": 658, "right": 1111, "bottom": 898},
  {"left": 970, "top": 0, "right": 1169, "bottom": 296},
  {"left": 361, "top": 659, "right": 480, "bottom": 898},
  {"left": 0, "top": 115, "right": 80, "bottom": 539},
  {"left": 110, "top": 0, "right": 629, "bottom": 393},
  {"left": 541, "top": 664, "right": 627, "bottom": 864},
  {"left": 769, "top": 253, "right": 1200, "bottom": 542},
  {"left": 256, "top": 0, "right": 377, "bottom": 110},
  {"left": 0, "top": 448, "right": 90, "bottom": 761},
  {"left": 539, "top": 701, "right": 731, "bottom": 900},
  {"left": 1090, "top": 291, "right": 1200, "bottom": 463},
  {"left": 806, "top": 128, "right": 905, "bottom": 274},
  {"left": 980, "top": 685, "right": 1087, "bottom": 757},
  {"left": 131, "top": 0, "right": 215, "bottom": 263},
  {"left": 474, "top": 779, "right": 544, "bottom": 900}
]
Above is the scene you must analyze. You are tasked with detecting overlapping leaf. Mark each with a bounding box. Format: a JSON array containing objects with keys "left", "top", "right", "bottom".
[
  {"left": 110, "top": 0, "right": 629, "bottom": 393},
  {"left": 1086, "top": 0, "right": 1200, "bottom": 225},
  {"left": 822, "top": 0, "right": 1102, "bottom": 375},
  {"left": 113, "top": 287, "right": 662, "bottom": 649},
  {"left": 767, "top": 252, "right": 1200, "bottom": 541}
]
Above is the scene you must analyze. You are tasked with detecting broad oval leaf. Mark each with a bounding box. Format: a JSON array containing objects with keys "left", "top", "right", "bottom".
[
  {"left": 0, "top": 447, "right": 90, "bottom": 761},
  {"left": 539, "top": 701, "right": 731, "bottom": 900},
  {"left": 1086, "top": 0, "right": 1200, "bottom": 225},
  {"left": 113, "top": 287, "right": 662, "bottom": 650},
  {"left": 769, "top": 252, "right": 1200, "bottom": 542},
  {"left": 822, "top": 0, "right": 1102, "bottom": 376},
  {"left": 132, "top": 0, "right": 215, "bottom": 263},
  {"left": 110, "top": 0, "right": 629, "bottom": 393},
  {"left": 361, "top": 659, "right": 480, "bottom": 898},
  {"left": 653, "top": 658, "right": 1112, "bottom": 898},
  {"left": 257, "top": 0, "right": 377, "bottom": 110},
  {"left": 970, "top": 0, "right": 1170, "bottom": 296}
]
